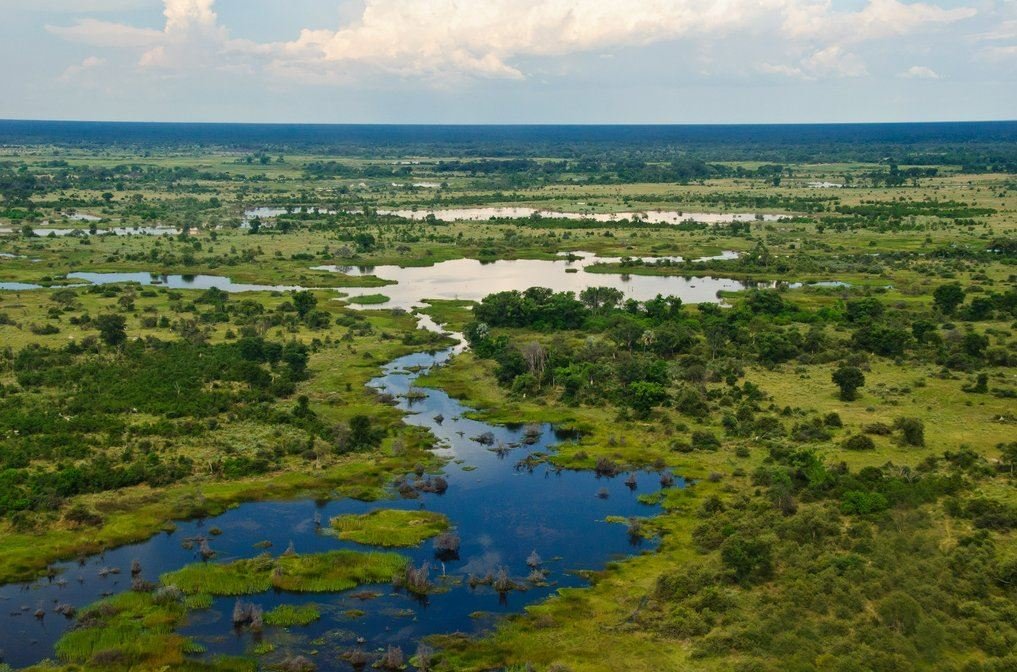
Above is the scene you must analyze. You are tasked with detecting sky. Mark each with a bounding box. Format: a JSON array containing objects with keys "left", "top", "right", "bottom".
[{"left": 0, "top": 0, "right": 1014, "bottom": 124}]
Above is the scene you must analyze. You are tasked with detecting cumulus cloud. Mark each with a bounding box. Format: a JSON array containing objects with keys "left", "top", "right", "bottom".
[
  {"left": 59, "top": 56, "right": 107, "bottom": 82},
  {"left": 899, "top": 65, "right": 939, "bottom": 79},
  {"left": 45, "top": 0, "right": 980, "bottom": 83}
]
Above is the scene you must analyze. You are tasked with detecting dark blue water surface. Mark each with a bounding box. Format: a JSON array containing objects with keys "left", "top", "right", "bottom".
[{"left": 0, "top": 325, "right": 677, "bottom": 669}]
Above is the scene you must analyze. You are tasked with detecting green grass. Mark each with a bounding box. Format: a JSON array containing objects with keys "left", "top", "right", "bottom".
[
  {"left": 331, "top": 508, "right": 450, "bottom": 547},
  {"left": 162, "top": 555, "right": 274, "bottom": 595},
  {"left": 264, "top": 603, "right": 321, "bottom": 627},
  {"left": 346, "top": 293, "right": 391, "bottom": 305},
  {"left": 54, "top": 591, "right": 188, "bottom": 668},
  {"left": 162, "top": 550, "right": 407, "bottom": 595}
]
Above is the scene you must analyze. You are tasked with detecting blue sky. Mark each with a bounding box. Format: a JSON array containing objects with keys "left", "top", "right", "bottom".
[{"left": 0, "top": 0, "right": 1013, "bottom": 123}]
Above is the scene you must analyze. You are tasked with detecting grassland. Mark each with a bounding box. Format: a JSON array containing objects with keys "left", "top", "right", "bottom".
[{"left": 2, "top": 141, "right": 1015, "bottom": 672}]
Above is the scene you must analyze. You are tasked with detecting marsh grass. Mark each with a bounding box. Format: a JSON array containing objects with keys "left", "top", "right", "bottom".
[
  {"left": 162, "top": 555, "right": 274, "bottom": 596},
  {"left": 331, "top": 509, "right": 449, "bottom": 547},
  {"left": 273, "top": 551, "right": 406, "bottom": 593},
  {"left": 264, "top": 604, "right": 321, "bottom": 627},
  {"left": 54, "top": 591, "right": 189, "bottom": 667},
  {"left": 346, "top": 293, "right": 390, "bottom": 305},
  {"left": 161, "top": 551, "right": 406, "bottom": 596}
]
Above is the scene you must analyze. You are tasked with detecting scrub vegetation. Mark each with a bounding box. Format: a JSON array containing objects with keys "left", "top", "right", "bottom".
[{"left": 2, "top": 123, "right": 1015, "bottom": 671}]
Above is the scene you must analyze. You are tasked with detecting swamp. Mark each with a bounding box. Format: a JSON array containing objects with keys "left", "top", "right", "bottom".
[{"left": 0, "top": 121, "right": 1014, "bottom": 672}]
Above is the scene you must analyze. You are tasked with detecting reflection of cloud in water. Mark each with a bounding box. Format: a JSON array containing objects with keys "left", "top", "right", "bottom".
[
  {"left": 460, "top": 551, "right": 504, "bottom": 577},
  {"left": 317, "top": 254, "right": 748, "bottom": 311},
  {"left": 227, "top": 517, "right": 264, "bottom": 532},
  {"left": 291, "top": 517, "right": 317, "bottom": 534}
]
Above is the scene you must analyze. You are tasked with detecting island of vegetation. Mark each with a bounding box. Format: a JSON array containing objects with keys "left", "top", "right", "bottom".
[{"left": 0, "top": 121, "right": 1014, "bottom": 672}]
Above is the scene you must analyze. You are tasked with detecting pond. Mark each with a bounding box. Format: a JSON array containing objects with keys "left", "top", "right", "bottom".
[
  {"left": 241, "top": 207, "right": 788, "bottom": 226},
  {"left": 377, "top": 206, "right": 787, "bottom": 224},
  {"left": 65, "top": 272, "right": 302, "bottom": 293},
  {"left": 315, "top": 251, "right": 752, "bottom": 310},
  {"left": 0, "top": 272, "right": 301, "bottom": 293},
  {"left": 0, "top": 227, "right": 181, "bottom": 237},
  {"left": 0, "top": 322, "right": 676, "bottom": 669}
]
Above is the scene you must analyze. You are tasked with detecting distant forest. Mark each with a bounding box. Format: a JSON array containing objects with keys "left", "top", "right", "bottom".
[{"left": 1, "top": 120, "right": 1016, "bottom": 170}]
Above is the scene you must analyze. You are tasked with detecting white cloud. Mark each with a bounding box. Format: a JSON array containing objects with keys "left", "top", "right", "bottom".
[
  {"left": 59, "top": 55, "right": 107, "bottom": 82},
  {"left": 979, "top": 44, "right": 1017, "bottom": 61},
  {"left": 899, "top": 65, "right": 939, "bottom": 78},
  {"left": 0, "top": 0, "right": 144, "bottom": 11},
  {"left": 47, "top": 18, "right": 163, "bottom": 48},
  {"left": 783, "top": 0, "right": 975, "bottom": 42},
  {"left": 45, "top": 0, "right": 981, "bottom": 83},
  {"left": 759, "top": 44, "right": 869, "bottom": 80}
]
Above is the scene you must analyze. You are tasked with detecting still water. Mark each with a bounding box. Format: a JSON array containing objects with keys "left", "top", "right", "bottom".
[
  {"left": 0, "top": 324, "right": 675, "bottom": 669},
  {"left": 315, "top": 251, "right": 751, "bottom": 310},
  {"left": 243, "top": 206, "right": 786, "bottom": 225},
  {"left": 377, "top": 206, "right": 787, "bottom": 224}
]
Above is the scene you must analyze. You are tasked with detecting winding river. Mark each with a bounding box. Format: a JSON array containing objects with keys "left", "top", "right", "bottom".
[{"left": 0, "top": 319, "right": 679, "bottom": 670}]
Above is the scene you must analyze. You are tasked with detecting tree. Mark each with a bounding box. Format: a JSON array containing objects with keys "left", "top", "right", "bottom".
[
  {"left": 832, "top": 365, "right": 865, "bottom": 401},
  {"left": 520, "top": 341, "right": 547, "bottom": 379},
  {"left": 292, "top": 291, "right": 317, "bottom": 320},
  {"left": 95, "top": 314, "right": 127, "bottom": 347},
  {"left": 720, "top": 534, "right": 773, "bottom": 584},
  {"left": 894, "top": 417, "right": 925, "bottom": 447},
  {"left": 579, "top": 286, "right": 624, "bottom": 312},
  {"left": 348, "top": 415, "right": 382, "bottom": 450},
  {"left": 627, "top": 381, "right": 669, "bottom": 417},
  {"left": 933, "top": 283, "right": 965, "bottom": 316}
]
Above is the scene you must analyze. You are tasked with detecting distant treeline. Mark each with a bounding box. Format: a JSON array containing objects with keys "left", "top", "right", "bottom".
[{"left": 2, "top": 120, "right": 1016, "bottom": 170}]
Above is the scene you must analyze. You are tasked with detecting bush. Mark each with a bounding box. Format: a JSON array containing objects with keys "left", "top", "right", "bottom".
[
  {"left": 842, "top": 434, "right": 876, "bottom": 451},
  {"left": 894, "top": 417, "right": 926, "bottom": 447}
]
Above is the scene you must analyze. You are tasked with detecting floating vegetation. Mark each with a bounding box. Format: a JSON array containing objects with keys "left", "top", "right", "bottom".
[
  {"left": 347, "top": 293, "right": 390, "bottom": 305},
  {"left": 472, "top": 431, "right": 496, "bottom": 445},
  {"left": 232, "top": 600, "right": 264, "bottom": 630},
  {"left": 376, "top": 645, "right": 405, "bottom": 670},
  {"left": 416, "top": 475, "right": 449, "bottom": 494},
  {"left": 522, "top": 424, "right": 543, "bottom": 445},
  {"left": 398, "top": 561, "right": 433, "bottom": 595},
  {"left": 54, "top": 591, "right": 189, "bottom": 668},
  {"left": 404, "top": 387, "right": 428, "bottom": 401},
  {"left": 276, "top": 654, "right": 317, "bottom": 672},
  {"left": 254, "top": 642, "right": 276, "bottom": 655},
  {"left": 331, "top": 509, "right": 449, "bottom": 547},
  {"left": 341, "top": 648, "right": 370, "bottom": 667},
  {"left": 490, "top": 442, "right": 512, "bottom": 458},
  {"left": 162, "top": 551, "right": 407, "bottom": 596},
  {"left": 264, "top": 604, "right": 321, "bottom": 627},
  {"left": 433, "top": 532, "right": 461, "bottom": 561}
]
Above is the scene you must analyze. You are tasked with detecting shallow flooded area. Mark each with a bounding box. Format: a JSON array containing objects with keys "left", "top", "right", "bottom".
[
  {"left": 0, "top": 325, "right": 674, "bottom": 669},
  {"left": 316, "top": 251, "right": 751, "bottom": 309},
  {"left": 375, "top": 207, "right": 787, "bottom": 224}
]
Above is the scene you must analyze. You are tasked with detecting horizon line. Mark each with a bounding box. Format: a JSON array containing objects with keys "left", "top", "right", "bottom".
[{"left": 2, "top": 118, "right": 1016, "bottom": 128}]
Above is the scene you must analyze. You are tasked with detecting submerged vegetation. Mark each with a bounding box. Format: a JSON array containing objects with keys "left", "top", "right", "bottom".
[{"left": 1, "top": 122, "right": 1015, "bottom": 671}]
